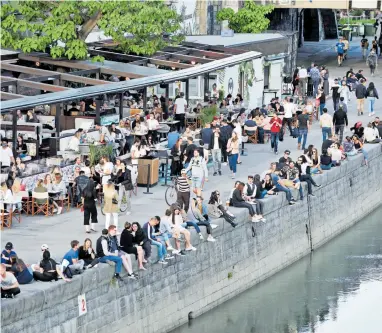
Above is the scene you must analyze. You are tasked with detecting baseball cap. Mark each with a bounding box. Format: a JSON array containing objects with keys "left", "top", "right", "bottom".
[
  {"left": 5, "top": 242, "right": 13, "bottom": 250},
  {"left": 41, "top": 244, "right": 49, "bottom": 251}
]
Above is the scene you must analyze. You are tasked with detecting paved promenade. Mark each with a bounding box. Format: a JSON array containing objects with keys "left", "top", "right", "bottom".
[{"left": 2, "top": 38, "right": 381, "bottom": 264}]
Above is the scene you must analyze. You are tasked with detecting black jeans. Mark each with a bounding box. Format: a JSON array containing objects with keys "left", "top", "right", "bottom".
[
  {"left": 83, "top": 258, "right": 100, "bottom": 267},
  {"left": 254, "top": 200, "right": 264, "bottom": 215},
  {"left": 197, "top": 220, "right": 212, "bottom": 235},
  {"left": 221, "top": 142, "right": 228, "bottom": 162},
  {"left": 84, "top": 204, "right": 98, "bottom": 225},
  {"left": 333, "top": 97, "right": 339, "bottom": 111},
  {"left": 257, "top": 128, "right": 264, "bottom": 143},
  {"left": 142, "top": 240, "right": 152, "bottom": 260},
  {"left": 174, "top": 114, "right": 185, "bottom": 132},
  {"left": 282, "top": 117, "right": 293, "bottom": 135},
  {"left": 233, "top": 201, "right": 255, "bottom": 216},
  {"left": 1, "top": 287, "right": 20, "bottom": 298},
  {"left": 217, "top": 204, "right": 236, "bottom": 225},
  {"left": 177, "top": 191, "right": 190, "bottom": 212},
  {"left": 300, "top": 175, "right": 317, "bottom": 195},
  {"left": 33, "top": 271, "right": 58, "bottom": 282}
]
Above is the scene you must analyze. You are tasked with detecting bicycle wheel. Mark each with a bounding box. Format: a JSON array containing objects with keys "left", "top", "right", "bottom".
[
  {"left": 119, "top": 195, "right": 128, "bottom": 213},
  {"left": 165, "top": 186, "right": 177, "bottom": 206}
]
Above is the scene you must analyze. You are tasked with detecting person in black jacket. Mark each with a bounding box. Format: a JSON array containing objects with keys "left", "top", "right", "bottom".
[
  {"left": 81, "top": 179, "right": 98, "bottom": 233},
  {"left": 331, "top": 79, "right": 340, "bottom": 111},
  {"left": 355, "top": 79, "right": 367, "bottom": 115},
  {"left": 170, "top": 138, "right": 183, "bottom": 176},
  {"left": 209, "top": 128, "right": 224, "bottom": 176},
  {"left": 231, "top": 182, "right": 264, "bottom": 223},
  {"left": 219, "top": 119, "right": 232, "bottom": 164},
  {"left": 182, "top": 137, "right": 197, "bottom": 166},
  {"left": 120, "top": 222, "right": 146, "bottom": 270},
  {"left": 333, "top": 106, "right": 349, "bottom": 143},
  {"left": 78, "top": 238, "right": 99, "bottom": 268},
  {"left": 131, "top": 222, "right": 151, "bottom": 262}
]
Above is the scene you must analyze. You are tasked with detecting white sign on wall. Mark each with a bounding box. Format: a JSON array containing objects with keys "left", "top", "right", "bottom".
[{"left": 78, "top": 294, "right": 87, "bottom": 316}]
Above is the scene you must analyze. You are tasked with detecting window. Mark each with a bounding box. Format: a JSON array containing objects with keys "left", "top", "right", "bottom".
[{"left": 264, "top": 65, "right": 270, "bottom": 89}]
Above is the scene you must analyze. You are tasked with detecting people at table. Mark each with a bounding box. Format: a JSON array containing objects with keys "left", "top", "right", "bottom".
[
  {"left": 67, "top": 131, "right": 81, "bottom": 152},
  {"left": 95, "top": 122, "right": 112, "bottom": 143},
  {"left": 0, "top": 138, "right": 15, "bottom": 171},
  {"left": 130, "top": 138, "right": 150, "bottom": 161},
  {"left": 26, "top": 110, "right": 39, "bottom": 123},
  {"left": 34, "top": 179, "right": 62, "bottom": 214},
  {"left": 67, "top": 102, "right": 80, "bottom": 116}
]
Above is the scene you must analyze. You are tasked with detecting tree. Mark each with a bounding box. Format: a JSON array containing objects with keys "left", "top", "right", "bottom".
[
  {"left": 216, "top": 0, "right": 274, "bottom": 34},
  {"left": 0, "top": 0, "right": 184, "bottom": 60}
]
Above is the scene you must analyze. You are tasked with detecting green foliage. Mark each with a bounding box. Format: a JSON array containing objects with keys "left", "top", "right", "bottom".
[
  {"left": 339, "top": 18, "right": 375, "bottom": 25},
  {"left": 200, "top": 106, "right": 218, "bottom": 126},
  {"left": 89, "top": 144, "right": 113, "bottom": 167},
  {"left": 238, "top": 61, "right": 255, "bottom": 101},
  {"left": 218, "top": 89, "right": 225, "bottom": 102},
  {"left": 216, "top": 0, "right": 274, "bottom": 34},
  {"left": 0, "top": 0, "right": 184, "bottom": 60},
  {"left": 227, "top": 272, "right": 233, "bottom": 279}
]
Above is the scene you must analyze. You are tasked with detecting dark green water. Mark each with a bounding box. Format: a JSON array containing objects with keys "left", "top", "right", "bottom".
[{"left": 172, "top": 206, "right": 382, "bottom": 333}]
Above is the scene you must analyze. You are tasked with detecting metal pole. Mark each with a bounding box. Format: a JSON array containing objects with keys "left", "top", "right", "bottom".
[
  {"left": 165, "top": 84, "right": 169, "bottom": 115},
  {"left": 143, "top": 164, "right": 153, "bottom": 194},
  {"left": 204, "top": 74, "right": 209, "bottom": 102},
  {"left": 185, "top": 79, "right": 190, "bottom": 102},
  {"left": 12, "top": 109, "right": 17, "bottom": 158},
  {"left": 95, "top": 98, "right": 102, "bottom": 124},
  {"left": 119, "top": 93, "right": 123, "bottom": 120},
  {"left": 143, "top": 87, "right": 147, "bottom": 112},
  {"left": 55, "top": 103, "right": 61, "bottom": 154}
]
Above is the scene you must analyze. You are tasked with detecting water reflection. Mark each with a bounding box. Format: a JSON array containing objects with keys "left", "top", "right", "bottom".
[{"left": 172, "top": 207, "right": 382, "bottom": 333}]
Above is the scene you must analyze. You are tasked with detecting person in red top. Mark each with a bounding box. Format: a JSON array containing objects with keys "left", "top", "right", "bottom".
[{"left": 269, "top": 114, "right": 282, "bottom": 154}]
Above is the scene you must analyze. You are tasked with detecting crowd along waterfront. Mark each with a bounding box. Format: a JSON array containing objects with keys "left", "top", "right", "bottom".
[{"left": 172, "top": 206, "right": 382, "bottom": 333}]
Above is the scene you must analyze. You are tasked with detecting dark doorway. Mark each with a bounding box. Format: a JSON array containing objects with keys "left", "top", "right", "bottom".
[
  {"left": 304, "top": 9, "right": 319, "bottom": 41},
  {"left": 321, "top": 9, "right": 338, "bottom": 39}
]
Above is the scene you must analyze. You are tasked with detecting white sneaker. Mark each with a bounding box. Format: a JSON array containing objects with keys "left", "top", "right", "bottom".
[
  {"left": 167, "top": 246, "right": 175, "bottom": 251},
  {"left": 158, "top": 260, "right": 168, "bottom": 265},
  {"left": 165, "top": 254, "right": 174, "bottom": 260},
  {"left": 251, "top": 216, "right": 261, "bottom": 223},
  {"left": 223, "top": 162, "right": 227, "bottom": 166},
  {"left": 185, "top": 246, "right": 197, "bottom": 251},
  {"left": 57, "top": 207, "right": 63, "bottom": 215},
  {"left": 199, "top": 234, "right": 204, "bottom": 240},
  {"left": 172, "top": 249, "right": 180, "bottom": 255},
  {"left": 207, "top": 236, "right": 216, "bottom": 242},
  {"left": 210, "top": 224, "right": 218, "bottom": 230}
]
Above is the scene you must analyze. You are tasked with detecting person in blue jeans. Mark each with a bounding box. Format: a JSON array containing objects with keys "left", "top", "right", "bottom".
[
  {"left": 269, "top": 114, "right": 282, "bottom": 155},
  {"left": 270, "top": 173, "right": 296, "bottom": 205},
  {"left": 143, "top": 217, "right": 173, "bottom": 264},
  {"left": 297, "top": 110, "right": 310, "bottom": 150},
  {"left": 96, "top": 229, "right": 123, "bottom": 281}
]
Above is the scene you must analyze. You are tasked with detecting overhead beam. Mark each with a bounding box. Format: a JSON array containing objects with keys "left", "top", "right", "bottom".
[
  {"left": 154, "top": 51, "right": 213, "bottom": 64},
  {"left": 0, "top": 77, "right": 18, "bottom": 88},
  {"left": 19, "top": 53, "right": 145, "bottom": 79},
  {"left": 27, "top": 74, "right": 61, "bottom": 82},
  {"left": 68, "top": 68, "right": 100, "bottom": 76},
  {"left": 88, "top": 49, "right": 147, "bottom": 63},
  {"left": 0, "top": 76, "right": 71, "bottom": 92},
  {"left": 149, "top": 59, "right": 193, "bottom": 69},
  {"left": 163, "top": 46, "right": 231, "bottom": 59},
  {"left": 1, "top": 63, "right": 110, "bottom": 85},
  {"left": 0, "top": 92, "right": 25, "bottom": 100}
]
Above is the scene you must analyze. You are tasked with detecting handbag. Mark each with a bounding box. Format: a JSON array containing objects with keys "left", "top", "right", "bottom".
[{"left": 112, "top": 198, "right": 118, "bottom": 205}]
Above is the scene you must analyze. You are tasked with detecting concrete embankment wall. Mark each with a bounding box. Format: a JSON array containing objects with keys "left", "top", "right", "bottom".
[{"left": 2, "top": 145, "right": 382, "bottom": 333}]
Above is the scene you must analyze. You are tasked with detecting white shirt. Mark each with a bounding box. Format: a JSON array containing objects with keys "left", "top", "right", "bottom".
[
  {"left": 283, "top": 102, "right": 295, "bottom": 118},
  {"left": 102, "top": 161, "right": 114, "bottom": 184},
  {"left": 0, "top": 147, "right": 13, "bottom": 167},
  {"left": 298, "top": 68, "right": 308, "bottom": 79},
  {"left": 67, "top": 136, "right": 80, "bottom": 151},
  {"left": 329, "top": 148, "right": 342, "bottom": 161},
  {"left": 213, "top": 136, "right": 219, "bottom": 150},
  {"left": 81, "top": 166, "right": 91, "bottom": 177},
  {"left": 100, "top": 126, "right": 112, "bottom": 142},
  {"left": 147, "top": 118, "right": 159, "bottom": 130},
  {"left": 174, "top": 98, "right": 187, "bottom": 114},
  {"left": 364, "top": 127, "right": 380, "bottom": 142}
]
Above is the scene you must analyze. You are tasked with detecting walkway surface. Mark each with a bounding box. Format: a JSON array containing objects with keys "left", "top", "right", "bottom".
[{"left": 2, "top": 37, "right": 382, "bottom": 264}]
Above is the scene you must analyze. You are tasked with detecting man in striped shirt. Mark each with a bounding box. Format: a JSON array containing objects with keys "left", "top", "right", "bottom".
[{"left": 176, "top": 169, "right": 191, "bottom": 212}]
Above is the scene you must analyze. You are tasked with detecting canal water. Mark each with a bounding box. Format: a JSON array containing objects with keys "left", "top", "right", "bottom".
[{"left": 172, "top": 206, "right": 382, "bottom": 333}]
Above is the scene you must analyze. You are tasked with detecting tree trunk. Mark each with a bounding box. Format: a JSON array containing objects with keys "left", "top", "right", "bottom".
[{"left": 78, "top": 10, "right": 102, "bottom": 41}]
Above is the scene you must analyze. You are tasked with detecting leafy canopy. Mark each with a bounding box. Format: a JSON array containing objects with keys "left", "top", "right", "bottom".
[
  {"left": 0, "top": 0, "right": 184, "bottom": 60},
  {"left": 216, "top": 0, "right": 274, "bottom": 34}
]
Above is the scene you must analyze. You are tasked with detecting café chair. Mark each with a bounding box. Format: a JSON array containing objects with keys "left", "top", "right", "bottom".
[
  {"left": 19, "top": 191, "right": 32, "bottom": 216},
  {"left": 244, "top": 125, "right": 258, "bottom": 144},
  {"left": 31, "top": 192, "right": 53, "bottom": 217},
  {"left": 0, "top": 202, "right": 12, "bottom": 229}
]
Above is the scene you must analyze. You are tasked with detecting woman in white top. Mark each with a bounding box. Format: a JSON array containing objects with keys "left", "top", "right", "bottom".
[
  {"left": 364, "top": 123, "right": 381, "bottom": 143},
  {"left": 101, "top": 156, "right": 114, "bottom": 185},
  {"left": 328, "top": 143, "right": 343, "bottom": 165},
  {"left": 169, "top": 206, "right": 196, "bottom": 253},
  {"left": 232, "top": 120, "right": 242, "bottom": 164},
  {"left": 130, "top": 138, "right": 150, "bottom": 164},
  {"left": 338, "top": 80, "right": 350, "bottom": 104},
  {"left": 67, "top": 132, "right": 80, "bottom": 152}
]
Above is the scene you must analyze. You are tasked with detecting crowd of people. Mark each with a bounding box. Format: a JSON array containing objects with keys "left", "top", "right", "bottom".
[{"left": 2, "top": 48, "right": 382, "bottom": 298}]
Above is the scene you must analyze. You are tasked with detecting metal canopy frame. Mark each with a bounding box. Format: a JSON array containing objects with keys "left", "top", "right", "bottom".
[{"left": 0, "top": 51, "right": 261, "bottom": 111}]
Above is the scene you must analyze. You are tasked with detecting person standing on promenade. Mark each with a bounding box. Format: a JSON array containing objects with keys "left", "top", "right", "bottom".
[
  {"left": 297, "top": 109, "right": 310, "bottom": 151},
  {"left": 184, "top": 149, "right": 208, "bottom": 196},
  {"left": 366, "top": 82, "right": 379, "bottom": 117},
  {"left": 320, "top": 108, "right": 333, "bottom": 142},
  {"left": 333, "top": 106, "right": 348, "bottom": 143},
  {"left": 335, "top": 38, "right": 345, "bottom": 67},
  {"left": 81, "top": 179, "right": 98, "bottom": 233},
  {"left": 331, "top": 79, "right": 340, "bottom": 111},
  {"left": 226, "top": 131, "right": 240, "bottom": 178},
  {"left": 269, "top": 113, "right": 282, "bottom": 155},
  {"left": 298, "top": 66, "right": 308, "bottom": 96},
  {"left": 355, "top": 79, "right": 367, "bottom": 116},
  {"left": 360, "top": 35, "right": 369, "bottom": 60},
  {"left": 309, "top": 63, "right": 321, "bottom": 97},
  {"left": 209, "top": 127, "right": 223, "bottom": 176},
  {"left": 366, "top": 50, "right": 378, "bottom": 77}
]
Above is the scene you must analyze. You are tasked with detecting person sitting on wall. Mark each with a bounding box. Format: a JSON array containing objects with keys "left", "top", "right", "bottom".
[{"left": 0, "top": 263, "right": 20, "bottom": 298}]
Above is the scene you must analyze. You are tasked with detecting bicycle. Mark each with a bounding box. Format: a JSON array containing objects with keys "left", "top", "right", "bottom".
[{"left": 165, "top": 176, "right": 178, "bottom": 206}]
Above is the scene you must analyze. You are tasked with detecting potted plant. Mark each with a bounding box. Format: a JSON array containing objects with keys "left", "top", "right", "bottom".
[
  {"left": 199, "top": 106, "right": 218, "bottom": 126},
  {"left": 89, "top": 144, "right": 113, "bottom": 166}
]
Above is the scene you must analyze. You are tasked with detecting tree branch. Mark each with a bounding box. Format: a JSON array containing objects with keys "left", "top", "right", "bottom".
[{"left": 78, "top": 10, "right": 102, "bottom": 41}]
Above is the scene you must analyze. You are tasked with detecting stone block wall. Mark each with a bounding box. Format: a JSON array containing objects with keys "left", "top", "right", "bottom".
[{"left": 2, "top": 145, "right": 382, "bottom": 333}]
